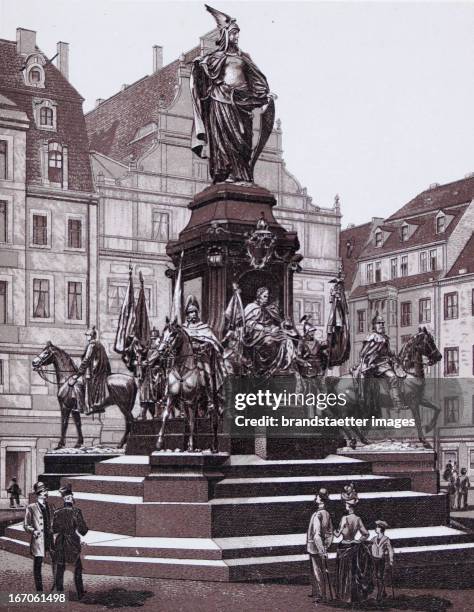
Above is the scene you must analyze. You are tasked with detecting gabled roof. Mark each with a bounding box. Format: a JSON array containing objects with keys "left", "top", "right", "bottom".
[
  {"left": 340, "top": 222, "right": 372, "bottom": 289},
  {"left": 85, "top": 58, "right": 181, "bottom": 163},
  {"left": 387, "top": 175, "right": 474, "bottom": 221},
  {"left": 0, "top": 38, "right": 93, "bottom": 192},
  {"left": 359, "top": 205, "right": 468, "bottom": 259},
  {"left": 445, "top": 232, "right": 474, "bottom": 278}
]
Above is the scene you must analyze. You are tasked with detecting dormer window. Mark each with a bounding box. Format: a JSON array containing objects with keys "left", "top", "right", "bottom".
[
  {"left": 30, "top": 68, "right": 41, "bottom": 83},
  {"left": 436, "top": 214, "right": 445, "bottom": 234},
  {"left": 24, "top": 54, "right": 46, "bottom": 88},
  {"left": 401, "top": 224, "right": 408, "bottom": 242},
  {"left": 40, "top": 107, "right": 53, "bottom": 127},
  {"left": 33, "top": 99, "right": 57, "bottom": 131},
  {"left": 375, "top": 230, "right": 383, "bottom": 247}
]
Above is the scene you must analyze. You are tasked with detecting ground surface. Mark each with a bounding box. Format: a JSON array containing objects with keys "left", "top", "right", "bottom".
[{"left": 0, "top": 549, "right": 473, "bottom": 612}]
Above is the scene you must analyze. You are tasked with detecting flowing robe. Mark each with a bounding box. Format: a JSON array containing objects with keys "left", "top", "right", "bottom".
[
  {"left": 75, "top": 340, "right": 111, "bottom": 413},
  {"left": 191, "top": 49, "right": 270, "bottom": 182}
]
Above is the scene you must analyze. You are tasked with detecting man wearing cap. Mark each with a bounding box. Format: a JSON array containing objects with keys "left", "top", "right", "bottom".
[
  {"left": 353, "top": 312, "right": 406, "bottom": 411},
  {"left": 369, "top": 520, "right": 394, "bottom": 601},
  {"left": 306, "top": 488, "right": 334, "bottom": 603},
  {"left": 69, "top": 326, "right": 111, "bottom": 414},
  {"left": 23, "top": 482, "right": 55, "bottom": 592},
  {"left": 7, "top": 476, "right": 21, "bottom": 508},
  {"left": 52, "top": 484, "right": 88, "bottom": 599}
]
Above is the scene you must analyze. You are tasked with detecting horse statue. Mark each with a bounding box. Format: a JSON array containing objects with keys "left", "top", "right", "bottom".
[
  {"left": 32, "top": 341, "right": 137, "bottom": 449},
  {"left": 330, "top": 327, "right": 442, "bottom": 448},
  {"left": 154, "top": 318, "right": 221, "bottom": 453}
]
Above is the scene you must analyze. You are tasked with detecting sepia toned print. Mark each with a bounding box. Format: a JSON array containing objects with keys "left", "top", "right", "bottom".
[{"left": 0, "top": 2, "right": 473, "bottom": 610}]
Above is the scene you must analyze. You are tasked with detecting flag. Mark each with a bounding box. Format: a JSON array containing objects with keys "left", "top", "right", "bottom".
[
  {"left": 170, "top": 251, "right": 183, "bottom": 324},
  {"left": 114, "top": 265, "right": 135, "bottom": 354},
  {"left": 134, "top": 271, "right": 151, "bottom": 347}
]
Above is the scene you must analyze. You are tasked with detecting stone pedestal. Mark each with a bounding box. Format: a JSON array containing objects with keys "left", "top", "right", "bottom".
[{"left": 144, "top": 451, "right": 229, "bottom": 502}]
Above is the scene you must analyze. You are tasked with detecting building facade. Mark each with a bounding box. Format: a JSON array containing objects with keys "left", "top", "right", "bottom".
[
  {"left": 341, "top": 176, "right": 474, "bottom": 473},
  {"left": 0, "top": 29, "right": 99, "bottom": 498}
]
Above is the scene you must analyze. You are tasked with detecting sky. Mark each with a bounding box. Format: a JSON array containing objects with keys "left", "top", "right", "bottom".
[{"left": 1, "top": 0, "right": 473, "bottom": 226}]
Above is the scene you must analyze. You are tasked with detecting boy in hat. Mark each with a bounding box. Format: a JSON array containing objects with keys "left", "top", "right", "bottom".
[
  {"left": 369, "top": 520, "right": 394, "bottom": 601},
  {"left": 23, "top": 482, "right": 55, "bottom": 591},
  {"left": 457, "top": 468, "right": 470, "bottom": 511},
  {"left": 306, "top": 488, "right": 334, "bottom": 602},
  {"left": 52, "top": 484, "right": 88, "bottom": 599},
  {"left": 7, "top": 477, "right": 21, "bottom": 508}
]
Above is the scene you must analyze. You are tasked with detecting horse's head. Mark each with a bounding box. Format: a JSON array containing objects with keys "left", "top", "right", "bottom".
[
  {"left": 415, "top": 327, "right": 442, "bottom": 366},
  {"left": 156, "top": 317, "right": 183, "bottom": 358},
  {"left": 32, "top": 341, "right": 56, "bottom": 370}
]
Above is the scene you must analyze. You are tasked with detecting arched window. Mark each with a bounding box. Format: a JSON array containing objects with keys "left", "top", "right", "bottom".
[
  {"left": 40, "top": 107, "right": 53, "bottom": 127},
  {"left": 29, "top": 68, "right": 42, "bottom": 84},
  {"left": 48, "top": 149, "right": 63, "bottom": 183}
]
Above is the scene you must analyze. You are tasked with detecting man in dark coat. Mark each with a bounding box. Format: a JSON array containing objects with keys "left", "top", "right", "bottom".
[
  {"left": 23, "top": 482, "right": 55, "bottom": 592},
  {"left": 52, "top": 484, "right": 88, "bottom": 599},
  {"left": 69, "top": 326, "right": 111, "bottom": 414},
  {"left": 7, "top": 477, "right": 21, "bottom": 507}
]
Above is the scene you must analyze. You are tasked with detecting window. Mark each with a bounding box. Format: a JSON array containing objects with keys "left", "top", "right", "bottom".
[
  {"left": 470, "top": 448, "right": 474, "bottom": 469},
  {"left": 444, "top": 397, "right": 459, "bottom": 424},
  {"left": 0, "top": 140, "right": 7, "bottom": 180},
  {"left": 444, "top": 347, "right": 459, "bottom": 376},
  {"left": 32, "top": 279, "right": 50, "bottom": 318},
  {"left": 444, "top": 292, "right": 458, "bottom": 320},
  {"left": 68, "top": 219, "right": 82, "bottom": 249},
  {"left": 401, "top": 302, "right": 412, "bottom": 327},
  {"left": 48, "top": 150, "right": 63, "bottom": 183},
  {"left": 40, "top": 107, "right": 53, "bottom": 127},
  {"left": 346, "top": 240, "right": 354, "bottom": 258},
  {"left": 400, "top": 255, "right": 408, "bottom": 277},
  {"left": 401, "top": 225, "right": 408, "bottom": 242},
  {"left": 29, "top": 68, "right": 42, "bottom": 84},
  {"left": 472, "top": 288, "right": 474, "bottom": 316},
  {"left": 375, "top": 231, "right": 382, "bottom": 247},
  {"left": 430, "top": 249, "right": 438, "bottom": 271},
  {"left": 67, "top": 282, "right": 82, "bottom": 320},
  {"left": 366, "top": 263, "right": 374, "bottom": 284},
  {"left": 304, "top": 300, "right": 322, "bottom": 326},
  {"left": 419, "top": 298, "right": 431, "bottom": 324},
  {"left": 357, "top": 310, "right": 366, "bottom": 333},
  {"left": 390, "top": 258, "right": 397, "bottom": 280},
  {"left": 151, "top": 211, "right": 169, "bottom": 242},
  {"left": 375, "top": 261, "right": 382, "bottom": 283},
  {"left": 436, "top": 215, "right": 445, "bottom": 234},
  {"left": 420, "top": 251, "right": 428, "bottom": 273},
  {"left": 388, "top": 300, "right": 397, "bottom": 326},
  {"left": 0, "top": 359, "right": 3, "bottom": 385},
  {"left": 32, "top": 214, "right": 47, "bottom": 245},
  {"left": 108, "top": 283, "right": 151, "bottom": 314},
  {"left": 0, "top": 201, "right": 6, "bottom": 242},
  {"left": 0, "top": 281, "right": 6, "bottom": 323}
]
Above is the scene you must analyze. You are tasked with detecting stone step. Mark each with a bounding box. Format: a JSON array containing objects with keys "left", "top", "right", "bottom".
[
  {"left": 41, "top": 488, "right": 448, "bottom": 539},
  {"left": 214, "top": 473, "right": 411, "bottom": 498},
  {"left": 94, "top": 455, "right": 151, "bottom": 477},
  {"left": 62, "top": 475, "right": 144, "bottom": 497}
]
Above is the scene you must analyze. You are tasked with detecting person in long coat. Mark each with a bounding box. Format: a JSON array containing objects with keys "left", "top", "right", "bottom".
[
  {"left": 23, "top": 482, "right": 55, "bottom": 592},
  {"left": 52, "top": 484, "right": 88, "bottom": 599},
  {"left": 306, "top": 488, "right": 334, "bottom": 602}
]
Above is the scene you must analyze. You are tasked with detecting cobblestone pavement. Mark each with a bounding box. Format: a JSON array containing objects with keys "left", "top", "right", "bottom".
[{"left": 0, "top": 550, "right": 473, "bottom": 612}]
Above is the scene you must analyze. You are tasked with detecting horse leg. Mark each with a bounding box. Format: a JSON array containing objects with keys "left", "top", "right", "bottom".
[
  {"left": 419, "top": 397, "right": 441, "bottom": 433},
  {"left": 71, "top": 409, "right": 84, "bottom": 448},
  {"left": 157, "top": 396, "right": 173, "bottom": 451},
  {"left": 184, "top": 399, "right": 195, "bottom": 452},
  {"left": 410, "top": 398, "right": 431, "bottom": 448},
  {"left": 55, "top": 402, "right": 70, "bottom": 450}
]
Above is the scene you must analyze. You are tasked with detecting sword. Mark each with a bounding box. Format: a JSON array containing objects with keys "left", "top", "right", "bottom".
[{"left": 322, "top": 554, "right": 334, "bottom": 601}]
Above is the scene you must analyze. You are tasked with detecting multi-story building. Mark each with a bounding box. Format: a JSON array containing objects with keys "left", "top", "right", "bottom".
[
  {"left": 342, "top": 175, "right": 474, "bottom": 472},
  {"left": 0, "top": 29, "right": 98, "bottom": 498}
]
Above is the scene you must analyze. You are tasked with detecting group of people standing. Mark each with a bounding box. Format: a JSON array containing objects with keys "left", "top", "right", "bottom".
[
  {"left": 444, "top": 461, "right": 471, "bottom": 511},
  {"left": 306, "top": 485, "right": 394, "bottom": 605},
  {"left": 23, "top": 481, "right": 88, "bottom": 599}
]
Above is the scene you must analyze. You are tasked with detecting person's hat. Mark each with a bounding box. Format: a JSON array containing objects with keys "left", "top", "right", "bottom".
[
  {"left": 33, "top": 481, "right": 48, "bottom": 495},
  {"left": 461, "top": 468, "right": 467, "bottom": 475},
  {"left": 151, "top": 326, "right": 160, "bottom": 339},
  {"left": 372, "top": 311, "right": 385, "bottom": 327},
  {"left": 59, "top": 484, "right": 73, "bottom": 497},
  {"left": 85, "top": 325, "right": 97, "bottom": 338},
  {"left": 12, "top": 477, "right": 17, "bottom": 482},
  {"left": 375, "top": 520, "right": 389, "bottom": 529},
  {"left": 184, "top": 295, "right": 200, "bottom": 314},
  {"left": 341, "top": 483, "right": 359, "bottom": 505},
  {"left": 315, "top": 488, "right": 330, "bottom": 503}
]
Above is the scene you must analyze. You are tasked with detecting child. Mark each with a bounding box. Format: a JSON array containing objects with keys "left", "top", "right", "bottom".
[{"left": 369, "top": 520, "right": 394, "bottom": 601}]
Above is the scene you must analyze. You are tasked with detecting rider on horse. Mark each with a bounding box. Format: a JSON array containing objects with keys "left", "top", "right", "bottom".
[
  {"left": 353, "top": 312, "right": 406, "bottom": 412},
  {"left": 183, "top": 296, "right": 226, "bottom": 415},
  {"left": 69, "top": 326, "right": 111, "bottom": 415}
]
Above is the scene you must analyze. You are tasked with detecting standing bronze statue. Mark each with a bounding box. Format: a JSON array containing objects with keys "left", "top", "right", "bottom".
[{"left": 191, "top": 4, "right": 276, "bottom": 184}]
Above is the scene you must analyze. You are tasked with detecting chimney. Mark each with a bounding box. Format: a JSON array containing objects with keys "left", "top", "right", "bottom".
[
  {"left": 16, "top": 28, "right": 36, "bottom": 55},
  {"left": 95, "top": 98, "right": 104, "bottom": 107},
  {"left": 153, "top": 45, "right": 163, "bottom": 73},
  {"left": 121, "top": 84, "right": 129, "bottom": 91},
  {"left": 56, "top": 41, "right": 69, "bottom": 79}
]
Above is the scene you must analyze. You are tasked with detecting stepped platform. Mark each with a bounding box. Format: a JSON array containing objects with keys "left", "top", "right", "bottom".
[{"left": 2, "top": 451, "right": 474, "bottom": 582}]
